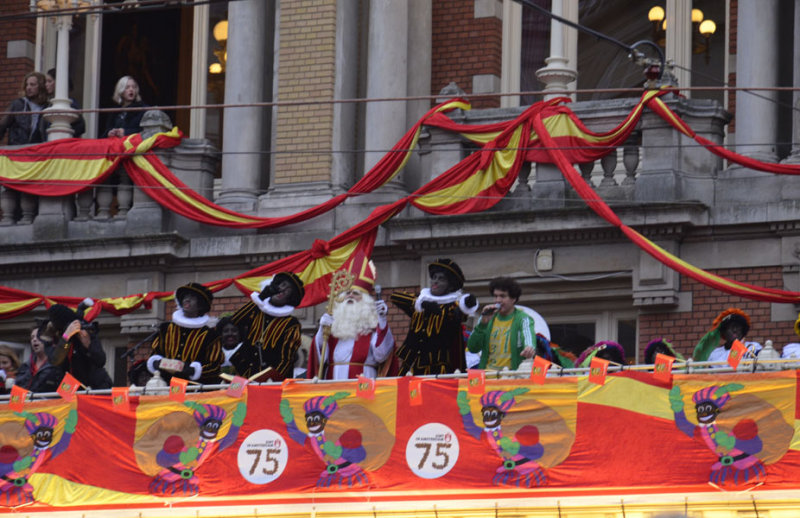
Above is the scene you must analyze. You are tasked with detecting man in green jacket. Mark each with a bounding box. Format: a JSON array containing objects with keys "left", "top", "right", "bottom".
[{"left": 467, "top": 277, "right": 536, "bottom": 371}]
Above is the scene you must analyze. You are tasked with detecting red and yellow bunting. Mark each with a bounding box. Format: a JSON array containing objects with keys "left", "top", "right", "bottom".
[{"left": 3, "top": 89, "right": 800, "bottom": 319}]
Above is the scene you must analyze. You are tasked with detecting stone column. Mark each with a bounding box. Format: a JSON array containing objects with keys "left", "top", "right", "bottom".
[
  {"left": 35, "top": 11, "right": 78, "bottom": 241},
  {"left": 43, "top": 15, "right": 78, "bottom": 140},
  {"left": 364, "top": 0, "right": 408, "bottom": 178},
  {"left": 563, "top": 0, "right": 579, "bottom": 97},
  {"left": 786, "top": 0, "right": 800, "bottom": 163},
  {"left": 217, "top": 0, "right": 266, "bottom": 213},
  {"left": 402, "top": 0, "right": 432, "bottom": 191},
  {"left": 733, "top": 0, "right": 779, "bottom": 161},
  {"left": 535, "top": 0, "right": 577, "bottom": 100},
  {"left": 665, "top": 0, "right": 691, "bottom": 92}
]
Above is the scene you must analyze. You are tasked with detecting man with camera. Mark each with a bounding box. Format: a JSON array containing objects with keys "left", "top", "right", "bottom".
[{"left": 47, "top": 301, "right": 113, "bottom": 389}]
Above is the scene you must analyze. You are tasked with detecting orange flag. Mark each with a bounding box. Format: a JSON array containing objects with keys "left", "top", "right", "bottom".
[
  {"left": 409, "top": 378, "right": 423, "bottom": 406},
  {"left": 111, "top": 386, "right": 131, "bottom": 413},
  {"left": 467, "top": 369, "right": 486, "bottom": 395},
  {"left": 169, "top": 376, "right": 189, "bottom": 403},
  {"left": 57, "top": 372, "right": 81, "bottom": 401},
  {"left": 225, "top": 376, "right": 249, "bottom": 398},
  {"left": 530, "top": 356, "right": 552, "bottom": 384},
  {"left": 653, "top": 353, "right": 675, "bottom": 382},
  {"left": 9, "top": 385, "right": 28, "bottom": 412},
  {"left": 356, "top": 375, "right": 376, "bottom": 400},
  {"left": 588, "top": 357, "right": 609, "bottom": 386},
  {"left": 727, "top": 339, "right": 747, "bottom": 369}
]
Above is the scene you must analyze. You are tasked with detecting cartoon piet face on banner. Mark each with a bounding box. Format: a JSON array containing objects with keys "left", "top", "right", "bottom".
[
  {"left": 279, "top": 380, "right": 397, "bottom": 489},
  {"left": 456, "top": 378, "right": 576, "bottom": 488},
  {"left": 0, "top": 401, "right": 77, "bottom": 507},
  {"left": 133, "top": 393, "right": 246, "bottom": 497},
  {"left": 668, "top": 374, "right": 794, "bottom": 489}
]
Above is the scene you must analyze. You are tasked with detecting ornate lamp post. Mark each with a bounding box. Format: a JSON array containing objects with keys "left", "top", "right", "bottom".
[{"left": 30, "top": 0, "right": 91, "bottom": 141}]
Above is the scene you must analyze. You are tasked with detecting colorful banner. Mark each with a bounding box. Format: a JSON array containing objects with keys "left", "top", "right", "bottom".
[{"left": 0, "top": 371, "right": 796, "bottom": 512}]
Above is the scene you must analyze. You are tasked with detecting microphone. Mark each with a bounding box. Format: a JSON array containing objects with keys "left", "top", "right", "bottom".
[
  {"left": 374, "top": 284, "right": 382, "bottom": 300},
  {"left": 482, "top": 302, "right": 501, "bottom": 316}
]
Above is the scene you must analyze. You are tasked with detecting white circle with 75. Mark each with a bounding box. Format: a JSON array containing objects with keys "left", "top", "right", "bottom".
[
  {"left": 405, "top": 422, "right": 459, "bottom": 479},
  {"left": 237, "top": 429, "right": 288, "bottom": 484}
]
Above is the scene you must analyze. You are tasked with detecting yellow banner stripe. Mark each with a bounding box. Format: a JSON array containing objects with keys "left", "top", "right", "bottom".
[
  {"left": 634, "top": 229, "right": 779, "bottom": 297},
  {"left": 414, "top": 126, "right": 523, "bottom": 209},
  {"left": 132, "top": 127, "right": 182, "bottom": 154},
  {"left": 650, "top": 98, "right": 694, "bottom": 137},
  {"left": 131, "top": 155, "right": 261, "bottom": 224},
  {"left": 0, "top": 155, "right": 116, "bottom": 182},
  {"left": 299, "top": 239, "right": 361, "bottom": 283},
  {"left": 462, "top": 90, "right": 658, "bottom": 147},
  {"left": 0, "top": 297, "right": 41, "bottom": 314},
  {"left": 99, "top": 294, "right": 149, "bottom": 311},
  {"left": 578, "top": 376, "right": 674, "bottom": 420},
  {"left": 382, "top": 101, "right": 472, "bottom": 183}
]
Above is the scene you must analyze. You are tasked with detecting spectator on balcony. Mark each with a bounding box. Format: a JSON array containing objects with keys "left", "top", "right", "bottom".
[
  {"left": 104, "top": 75, "right": 148, "bottom": 138},
  {"left": 216, "top": 315, "right": 247, "bottom": 377},
  {"left": 391, "top": 258, "right": 479, "bottom": 375},
  {"left": 47, "top": 302, "right": 113, "bottom": 389},
  {"left": 576, "top": 341, "right": 626, "bottom": 368},
  {"left": 44, "top": 68, "right": 85, "bottom": 138},
  {"left": 147, "top": 282, "right": 222, "bottom": 385},
  {"left": 0, "top": 345, "right": 20, "bottom": 393},
  {"left": 467, "top": 277, "right": 537, "bottom": 371},
  {"left": 0, "top": 71, "right": 49, "bottom": 145},
  {"left": 644, "top": 338, "right": 684, "bottom": 364},
  {"left": 693, "top": 308, "right": 753, "bottom": 364},
  {"left": 228, "top": 272, "right": 305, "bottom": 381},
  {"left": 15, "top": 325, "right": 62, "bottom": 393}
]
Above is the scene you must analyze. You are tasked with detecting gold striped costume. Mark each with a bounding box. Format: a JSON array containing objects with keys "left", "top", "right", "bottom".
[
  {"left": 151, "top": 322, "right": 222, "bottom": 384},
  {"left": 230, "top": 301, "right": 301, "bottom": 380},
  {"left": 390, "top": 291, "right": 468, "bottom": 375}
]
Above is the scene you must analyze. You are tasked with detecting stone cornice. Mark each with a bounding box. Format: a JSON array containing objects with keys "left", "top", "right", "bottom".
[
  {"left": 0, "top": 234, "right": 189, "bottom": 276},
  {"left": 385, "top": 203, "right": 708, "bottom": 250}
]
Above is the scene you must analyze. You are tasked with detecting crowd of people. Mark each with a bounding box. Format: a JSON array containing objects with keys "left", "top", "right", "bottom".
[
  {"left": 6, "top": 254, "right": 799, "bottom": 396},
  {"left": 0, "top": 72, "right": 146, "bottom": 144},
  {"left": 0, "top": 256, "right": 792, "bottom": 395}
]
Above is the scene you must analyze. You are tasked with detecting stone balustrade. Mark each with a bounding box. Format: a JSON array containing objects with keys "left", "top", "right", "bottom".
[{"left": 0, "top": 96, "right": 733, "bottom": 245}]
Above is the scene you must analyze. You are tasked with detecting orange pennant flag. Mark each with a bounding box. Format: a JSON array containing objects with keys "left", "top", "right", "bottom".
[
  {"left": 9, "top": 385, "right": 28, "bottom": 412},
  {"left": 225, "top": 376, "right": 249, "bottom": 398},
  {"left": 530, "top": 356, "right": 552, "bottom": 384},
  {"left": 409, "top": 378, "right": 423, "bottom": 406},
  {"left": 588, "top": 357, "right": 609, "bottom": 386},
  {"left": 111, "top": 386, "right": 131, "bottom": 413},
  {"left": 57, "top": 372, "right": 81, "bottom": 401},
  {"left": 467, "top": 369, "right": 485, "bottom": 395},
  {"left": 356, "top": 375, "right": 376, "bottom": 400},
  {"left": 169, "top": 376, "right": 189, "bottom": 403},
  {"left": 653, "top": 353, "right": 675, "bottom": 382},
  {"left": 727, "top": 339, "right": 747, "bottom": 369}
]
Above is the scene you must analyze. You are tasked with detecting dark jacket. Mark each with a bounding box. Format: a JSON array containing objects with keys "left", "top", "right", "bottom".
[
  {"left": 14, "top": 359, "right": 63, "bottom": 393},
  {"left": 0, "top": 97, "right": 48, "bottom": 145},
  {"left": 50, "top": 332, "right": 113, "bottom": 389},
  {"left": 104, "top": 100, "right": 148, "bottom": 137}
]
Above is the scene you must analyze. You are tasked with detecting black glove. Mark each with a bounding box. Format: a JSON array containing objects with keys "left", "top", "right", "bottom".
[
  {"left": 180, "top": 361, "right": 195, "bottom": 378},
  {"left": 464, "top": 294, "right": 476, "bottom": 308},
  {"left": 420, "top": 300, "right": 439, "bottom": 313},
  {"left": 258, "top": 283, "right": 276, "bottom": 300}
]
